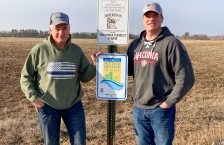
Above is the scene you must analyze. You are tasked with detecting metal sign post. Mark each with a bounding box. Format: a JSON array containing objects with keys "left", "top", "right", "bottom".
[
  {"left": 107, "top": 45, "right": 117, "bottom": 145},
  {"left": 107, "top": 99, "right": 116, "bottom": 145}
]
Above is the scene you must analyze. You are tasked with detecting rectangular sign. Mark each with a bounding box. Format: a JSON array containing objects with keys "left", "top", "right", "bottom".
[
  {"left": 97, "top": 0, "right": 129, "bottom": 45},
  {"left": 96, "top": 54, "right": 128, "bottom": 100}
]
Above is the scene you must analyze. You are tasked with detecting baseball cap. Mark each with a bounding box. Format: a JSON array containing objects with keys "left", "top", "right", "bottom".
[
  {"left": 143, "top": 2, "right": 163, "bottom": 15},
  {"left": 50, "top": 12, "right": 69, "bottom": 26}
]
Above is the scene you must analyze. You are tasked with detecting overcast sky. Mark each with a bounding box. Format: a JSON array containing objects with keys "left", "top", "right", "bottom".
[{"left": 0, "top": 0, "right": 223, "bottom": 36}]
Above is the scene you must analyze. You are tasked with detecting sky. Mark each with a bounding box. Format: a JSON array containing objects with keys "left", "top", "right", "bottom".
[{"left": 0, "top": 0, "right": 223, "bottom": 36}]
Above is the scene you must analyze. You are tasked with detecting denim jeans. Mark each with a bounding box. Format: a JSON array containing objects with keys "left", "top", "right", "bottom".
[
  {"left": 133, "top": 106, "right": 176, "bottom": 145},
  {"left": 37, "top": 100, "right": 86, "bottom": 145}
]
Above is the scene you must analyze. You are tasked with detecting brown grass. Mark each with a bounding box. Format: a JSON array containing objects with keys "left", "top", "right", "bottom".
[{"left": 0, "top": 38, "right": 223, "bottom": 145}]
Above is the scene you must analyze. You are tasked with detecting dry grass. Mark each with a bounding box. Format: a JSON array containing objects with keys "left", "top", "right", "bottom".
[{"left": 0, "top": 37, "right": 223, "bottom": 145}]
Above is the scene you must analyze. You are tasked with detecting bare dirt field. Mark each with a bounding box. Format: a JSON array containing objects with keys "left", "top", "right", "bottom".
[{"left": 0, "top": 37, "right": 223, "bottom": 145}]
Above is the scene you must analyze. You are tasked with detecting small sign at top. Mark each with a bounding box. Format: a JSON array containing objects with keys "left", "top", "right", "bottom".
[{"left": 97, "top": 0, "right": 129, "bottom": 45}]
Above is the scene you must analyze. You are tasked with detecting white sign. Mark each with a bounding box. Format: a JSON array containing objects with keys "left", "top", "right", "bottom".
[
  {"left": 96, "top": 54, "right": 128, "bottom": 100},
  {"left": 97, "top": 0, "right": 129, "bottom": 45}
]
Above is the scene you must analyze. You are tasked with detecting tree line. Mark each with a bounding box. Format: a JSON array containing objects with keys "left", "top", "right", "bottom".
[
  {"left": 0, "top": 29, "right": 223, "bottom": 40},
  {"left": 179, "top": 32, "right": 210, "bottom": 40},
  {"left": 179, "top": 32, "right": 224, "bottom": 40},
  {"left": 0, "top": 29, "right": 139, "bottom": 39}
]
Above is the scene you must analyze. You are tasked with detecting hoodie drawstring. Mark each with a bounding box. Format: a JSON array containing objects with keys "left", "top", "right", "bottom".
[{"left": 139, "top": 40, "right": 156, "bottom": 52}]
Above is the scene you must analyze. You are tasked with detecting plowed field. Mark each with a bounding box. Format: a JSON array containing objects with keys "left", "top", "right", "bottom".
[{"left": 0, "top": 38, "right": 223, "bottom": 145}]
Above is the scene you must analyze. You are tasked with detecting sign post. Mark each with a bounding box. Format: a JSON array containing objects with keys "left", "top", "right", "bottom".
[
  {"left": 97, "top": 0, "right": 129, "bottom": 144},
  {"left": 107, "top": 46, "right": 116, "bottom": 145}
]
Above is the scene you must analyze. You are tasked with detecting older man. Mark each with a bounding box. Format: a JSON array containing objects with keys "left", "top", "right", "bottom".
[
  {"left": 20, "top": 12, "right": 99, "bottom": 145},
  {"left": 126, "top": 2, "right": 195, "bottom": 145}
]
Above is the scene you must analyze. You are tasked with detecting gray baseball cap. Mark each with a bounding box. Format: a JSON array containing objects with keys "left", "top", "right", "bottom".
[
  {"left": 50, "top": 12, "right": 69, "bottom": 26},
  {"left": 143, "top": 2, "right": 163, "bottom": 15}
]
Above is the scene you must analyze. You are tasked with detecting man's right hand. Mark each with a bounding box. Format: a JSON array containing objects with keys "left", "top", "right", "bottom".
[{"left": 33, "top": 98, "right": 45, "bottom": 112}]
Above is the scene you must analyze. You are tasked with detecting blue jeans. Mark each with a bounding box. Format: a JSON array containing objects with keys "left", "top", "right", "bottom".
[
  {"left": 133, "top": 106, "right": 176, "bottom": 145},
  {"left": 37, "top": 100, "right": 86, "bottom": 145}
]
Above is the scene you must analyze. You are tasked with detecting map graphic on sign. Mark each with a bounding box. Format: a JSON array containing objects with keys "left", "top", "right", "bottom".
[
  {"left": 107, "top": 18, "right": 119, "bottom": 29},
  {"left": 101, "top": 58, "right": 123, "bottom": 90}
]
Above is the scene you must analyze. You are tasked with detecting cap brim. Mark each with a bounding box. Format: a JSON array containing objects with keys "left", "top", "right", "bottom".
[
  {"left": 143, "top": 10, "right": 161, "bottom": 15},
  {"left": 50, "top": 21, "right": 69, "bottom": 26}
]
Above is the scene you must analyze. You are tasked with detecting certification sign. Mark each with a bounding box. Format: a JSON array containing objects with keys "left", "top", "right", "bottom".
[
  {"left": 96, "top": 54, "right": 128, "bottom": 100},
  {"left": 97, "top": 0, "right": 129, "bottom": 45}
]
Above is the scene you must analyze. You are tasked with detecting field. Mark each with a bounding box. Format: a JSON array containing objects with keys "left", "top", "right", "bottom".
[{"left": 0, "top": 37, "right": 224, "bottom": 145}]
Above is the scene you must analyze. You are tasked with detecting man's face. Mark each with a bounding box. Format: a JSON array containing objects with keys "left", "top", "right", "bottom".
[
  {"left": 49, "top": 23, "right": 70, "bottom": 45},
  {"left": 142, "top": 11, "right": 163, "bottom": 32}
]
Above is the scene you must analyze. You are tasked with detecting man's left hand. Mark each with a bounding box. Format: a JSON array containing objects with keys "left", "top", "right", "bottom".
[{"left": 91, "top": 51, "right": 101, "bottom": 66}]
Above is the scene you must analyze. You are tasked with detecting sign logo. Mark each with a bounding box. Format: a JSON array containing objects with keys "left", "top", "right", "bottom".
[
  {"left": 100, "top": 88, "right": 104, "bottom": 94},
  {"left": 141, "top": 59, "right": 148, "bottom": 67},
  {"left": 107, "top": 18, "right": 119, "bottom": 29}
]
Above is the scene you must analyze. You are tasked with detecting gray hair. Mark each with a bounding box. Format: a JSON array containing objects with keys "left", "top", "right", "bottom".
[{"left": 49, "top": 24, "right": 70, "bottom": 28}]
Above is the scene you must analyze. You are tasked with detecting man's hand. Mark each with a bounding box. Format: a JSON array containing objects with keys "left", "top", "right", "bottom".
[
  {"left": 33, "top": 98, "right": 45, "bottom": 113},
  {"left": 159, "top": 102, "right": 170, "bottom": 108},
  {"left": 91, "top": 51, "right": 101, "bottom": 66}
]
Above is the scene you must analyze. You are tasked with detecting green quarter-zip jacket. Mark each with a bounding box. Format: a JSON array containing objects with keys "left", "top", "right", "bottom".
[
  {"left": 20, "top": 36, "right": 96, "bottom": 109},
  {"left": 127, "top": 27, "right": 195, "bottom": 109}
]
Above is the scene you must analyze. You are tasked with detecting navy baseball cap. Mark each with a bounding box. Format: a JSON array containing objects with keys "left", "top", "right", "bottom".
[{"left": 50, "top": 12, "right": 69, "bottom": 25}]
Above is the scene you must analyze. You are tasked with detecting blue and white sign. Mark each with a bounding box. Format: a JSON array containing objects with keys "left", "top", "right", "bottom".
[{"left": 96, "top": 53, "right": 128, "bottom": 100}]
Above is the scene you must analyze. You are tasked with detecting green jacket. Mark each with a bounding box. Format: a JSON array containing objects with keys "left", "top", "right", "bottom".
[{"left": 20, "top": 36, "right": 96, "bottom": 109}]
